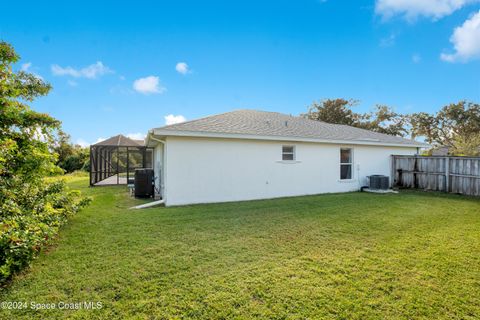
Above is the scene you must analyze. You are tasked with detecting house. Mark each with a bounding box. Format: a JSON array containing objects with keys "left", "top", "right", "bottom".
[
  {"left": 144, "top": 110, "right": 427, "bottom": 206},
  {"left": 431, "top": 146, "right": 450, "bottom": 156}
]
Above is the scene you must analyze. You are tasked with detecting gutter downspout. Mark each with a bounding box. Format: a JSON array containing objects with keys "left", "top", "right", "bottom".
[
  {"left": 150, "top": 136, "right": 165, "bottom": 144},
  {"left": 148, "top": 133, "right": 166, "bottom": 203},
  {"left": 130, "top": 199, "right": 165, "bottom": 209}
]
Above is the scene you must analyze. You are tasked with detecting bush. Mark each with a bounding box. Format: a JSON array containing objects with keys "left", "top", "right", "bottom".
[
  {"left": 0, "top": 180, "right": 90, "bottom": 283},
  {"left": 60, "top": 152, "right": 88, "bottom": 173}
]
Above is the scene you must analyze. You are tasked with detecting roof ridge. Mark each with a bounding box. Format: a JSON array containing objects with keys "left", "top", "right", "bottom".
[
  {"left": 157, "top": 109, "right": 253, "bottom": 130},
  {"left": 94, "top": 134, "right": 143, "bottom": 146},
  {"left": 237, "top": 109, "right": 332, "bottom": 124}
]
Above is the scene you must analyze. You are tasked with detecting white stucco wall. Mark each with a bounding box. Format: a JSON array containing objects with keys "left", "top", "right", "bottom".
[{"left": 160, "top": 136, "right": 417, "bottom": 206}]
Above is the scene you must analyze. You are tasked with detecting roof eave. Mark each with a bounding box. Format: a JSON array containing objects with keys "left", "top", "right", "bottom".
[
  {"left": 152, "top": 129, "right": 429, "bottom": 148},
  {"left": 145, "top": 130, "right": 160, "bottom": 147}
]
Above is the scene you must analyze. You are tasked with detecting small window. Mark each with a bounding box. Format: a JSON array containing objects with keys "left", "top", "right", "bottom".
[
  {"left": 340, "top": 148, "right": 353, "bottom": 180},
  {"left": 282, "top": 145, "right": 295, "bottom": 161}
]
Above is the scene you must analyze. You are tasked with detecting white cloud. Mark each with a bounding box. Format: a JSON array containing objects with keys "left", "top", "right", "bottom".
[
  {"left": 126, "top": 132, "right": 146, "bottom": 140},
  {"left": 441, "top": 10, "right": 480, "bottom": 62},
  {"left": 21, "top": 62, "right": 32, "bottom": 71},
  {"left": 51, "top": 61, "right": 113, "bottom": 79},
  {"left": 380, "top": 33, "right": 396, "bottom": 47},
  {"left": 133, "top": 76, "right": 166, "bottom": 94},
  {"left": 175, "top": 62, "right": 190, "bottom": 74},
  {"left": 67, "top": 80, "right": 78, "bottom": 87},
  {"left": 164, "top": 114, "right": 186, "bottom": 125},
  {"left": 375, "top": 0, "right": 478, "bottom": 20},
  {"left": 76, "top": 139, "right": 90, "bottom": 148},
  {"left": 412, "top": 53, "right": 422, "bottom": 63}
]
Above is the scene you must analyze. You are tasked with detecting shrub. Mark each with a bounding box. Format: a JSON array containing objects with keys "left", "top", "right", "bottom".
[{"left": 0, "top": 180, "right": 90, "bottom": 282}]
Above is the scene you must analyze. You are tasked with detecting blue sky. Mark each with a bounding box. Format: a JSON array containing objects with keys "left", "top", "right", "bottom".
[{"left": 1, "top": 0, "right": 479, "bottom": 145}]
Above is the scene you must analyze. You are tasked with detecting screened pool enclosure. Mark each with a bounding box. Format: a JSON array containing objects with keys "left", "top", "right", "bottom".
[{"left": 89, "top": 135, "right": 153, "bottom": 186}]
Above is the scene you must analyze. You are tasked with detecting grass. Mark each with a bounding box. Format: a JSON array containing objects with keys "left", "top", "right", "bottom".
[{"left": 1, "top": 173, "right": 479, "bottom": 319}]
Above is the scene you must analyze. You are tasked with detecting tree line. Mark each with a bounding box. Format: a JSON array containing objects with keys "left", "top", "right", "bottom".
[
  {"left": 54, "top": 131, "right": 90, "bottom": 173},
  {"left": 303, "top": 99, "right": 480, "bottom": 156}
]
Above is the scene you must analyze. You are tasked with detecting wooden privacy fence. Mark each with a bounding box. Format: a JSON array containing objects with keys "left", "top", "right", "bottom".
[{"left": 391, "top": 155, "right": 480, "bottom": 196}]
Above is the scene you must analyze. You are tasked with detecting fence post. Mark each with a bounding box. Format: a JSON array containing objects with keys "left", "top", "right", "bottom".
[
  {"left": 413, "top": 155, "right": 419, "bottom": 189},
  {"left": 445, "top": 156, "right": 450, "bottom": 193}
]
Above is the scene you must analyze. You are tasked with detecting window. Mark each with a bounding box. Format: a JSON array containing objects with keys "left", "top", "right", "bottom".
[
  {"left": 340, "top": 148, "right": 353, "bottom": 180},
  {"left": 282, "top": 145, "right": 295, "bottom": 161}
]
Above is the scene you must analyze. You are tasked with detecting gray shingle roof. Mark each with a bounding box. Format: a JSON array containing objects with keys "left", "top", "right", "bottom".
[
  {"left": 153, "top": 110, "right": 426, "bottom": 147},
  {"left": 93, "top": 134, "right": 144, "bottom": 147}
]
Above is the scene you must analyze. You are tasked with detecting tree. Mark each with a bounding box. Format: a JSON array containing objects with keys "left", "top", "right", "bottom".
[
  {"left": 357, "top": 105, "right": 409, "bottom": 137},
  {"left": 303, "top": 98, "right": 359, "bottom": 126},
  {"left": 450, "top": 133, "right": 480, "bottom": 156},
  {"left": 0, "top": 41, "right": 89, "bottom": 283},
  {"left": 55, "top": 131, "right": 75, "bottom": 166},
  {"left": 0, "top": 42, "right": 58, "bottom": 180},
  {"left": 54, "top": 131, "right": 90, "bottom": 173},
  {"left": 410, "top": 101, "right": 480, "bottom": 155},
  {"left": 304, "top": 99, "right": 408, "bottom": 137}
]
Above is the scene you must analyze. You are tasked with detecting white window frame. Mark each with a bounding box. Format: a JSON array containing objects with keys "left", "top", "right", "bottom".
[
  {"left": 340, "top": 148, "right": 353, "bottom": 180},
  {"left": 281, "top": 145, "right": 296, "bottom": 161}
]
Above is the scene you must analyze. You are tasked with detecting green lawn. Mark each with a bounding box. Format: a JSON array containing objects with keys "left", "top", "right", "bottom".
[{"left": 1, "top": 174, "right": 479, "bottom": 319}]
